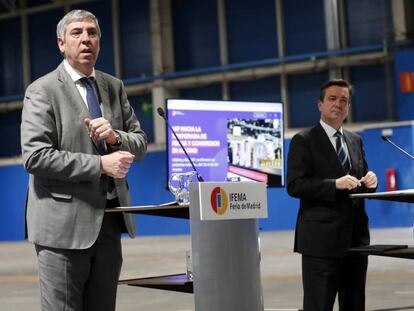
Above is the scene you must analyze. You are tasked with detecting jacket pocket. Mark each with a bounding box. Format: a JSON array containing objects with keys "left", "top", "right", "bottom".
[
  {"left": 50, "top": 188, "right": 73, "bottom": 200},
  {"left": 303, "top": 208, "right": 335, "bottom": 222},
  {"left": 41, "top": 184, "right": 73, "bottom": 201}
]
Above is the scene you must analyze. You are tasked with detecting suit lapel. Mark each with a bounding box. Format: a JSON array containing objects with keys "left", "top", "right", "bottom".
[
  {"left": 95, "top": 72, "right": 113, "bottom": 124},
  {"left": 343, "top": 131, "right": 359, "bottom": 174},
  {"left": 56, "top": 63, "right": 90, "bottom": 122},
  {"left": 314, "top": 124, "right": 345, "bottom": 174},
  {"left": 315, "top": 124, "right": 335, "bottom": 153},
  {"left": 56, "top": 63, "right": 102, "bottom": 154}
]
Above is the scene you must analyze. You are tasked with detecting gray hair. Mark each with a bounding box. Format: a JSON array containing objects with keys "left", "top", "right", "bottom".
[{"left": 56, "top": 9, "right": 101, "bottom": 39}]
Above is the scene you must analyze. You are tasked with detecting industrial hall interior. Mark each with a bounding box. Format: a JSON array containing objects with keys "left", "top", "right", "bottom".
[{"left": 1, "top": 0, "right": 414, "bottom": 310}]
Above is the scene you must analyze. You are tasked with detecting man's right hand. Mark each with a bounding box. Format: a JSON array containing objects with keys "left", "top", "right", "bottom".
[
  {"left": 336, "top": 175, "right": 362, "bottom": 190},
  {"left": 100, "top": 151, "right": 135, "bottom": 178}
]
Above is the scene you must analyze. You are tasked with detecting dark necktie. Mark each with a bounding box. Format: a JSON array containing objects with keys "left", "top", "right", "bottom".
[
  {"left": 80, "top": 77, "right": 106, "bottom": 154},
  {"left": 335, "top": 131, "right": 350, "bottom": 173},
  {"left": 80, "top": 77, "right": 115, "bottom": 193}
]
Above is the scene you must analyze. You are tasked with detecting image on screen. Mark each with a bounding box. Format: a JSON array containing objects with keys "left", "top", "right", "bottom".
[{"left": 166, "top": 99, "right": 284, "bottom": 187}]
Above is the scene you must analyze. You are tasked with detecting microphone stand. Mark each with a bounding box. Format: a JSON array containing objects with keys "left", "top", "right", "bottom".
[
  {"left": 381, "top": 135, "right": 414, "bottom": 160},
  {"left": 158, "top": 107, "right": 204, "bottom": 182}
]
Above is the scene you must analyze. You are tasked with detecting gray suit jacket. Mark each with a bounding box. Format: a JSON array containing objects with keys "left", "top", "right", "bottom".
[{"left": 21, "top": 62, "right": 147, "bottom": 249}]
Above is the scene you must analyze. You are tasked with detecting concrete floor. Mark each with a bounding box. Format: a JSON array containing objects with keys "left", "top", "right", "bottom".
[{"left": 1, "top": 228, "right": 414, "bottom": 311}]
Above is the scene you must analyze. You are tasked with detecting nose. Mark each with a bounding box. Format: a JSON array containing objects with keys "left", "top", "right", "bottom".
[
  {"left": 332, "top": 100, "right": 343, "bottom": 110},
  {"left": 334, "top": 98, "right": 345, "bottom": 106},
  {"left": 80, "top": 30, "right": 91, "bottom": 42}
]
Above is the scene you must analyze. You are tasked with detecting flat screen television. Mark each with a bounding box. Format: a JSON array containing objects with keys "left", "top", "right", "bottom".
[{"left": 166, "top": 99, "right": 284, "bottom": 187}]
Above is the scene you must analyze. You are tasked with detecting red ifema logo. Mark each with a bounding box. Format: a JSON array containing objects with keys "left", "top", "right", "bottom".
[{"left": 210, "top": 187, "right": 228, "bottom": 215}]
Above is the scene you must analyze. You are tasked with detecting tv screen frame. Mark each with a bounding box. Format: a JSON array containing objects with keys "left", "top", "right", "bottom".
[{"left": 165, "top": 98, "right": 285, "bottom": 188}]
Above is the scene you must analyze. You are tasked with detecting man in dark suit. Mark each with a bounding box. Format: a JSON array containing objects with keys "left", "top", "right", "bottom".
[
  {"left": 20, "top": 10, "right": 147, "bottom": 311},
  {"left": 287, "top": 79, "right": 377, "bottom": 311}
]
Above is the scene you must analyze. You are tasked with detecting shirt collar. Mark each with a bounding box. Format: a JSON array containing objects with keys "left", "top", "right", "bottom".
[
  {"left": 63, "top": 59, "right": 96, "bottom": 83},
  {"left": 320, "top": 119, "right": 343, "bottom": 138}
]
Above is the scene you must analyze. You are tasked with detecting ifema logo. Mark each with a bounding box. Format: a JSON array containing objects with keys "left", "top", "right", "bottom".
[{"left": 210, "top": 187, "right": 228, "bottom": 215}]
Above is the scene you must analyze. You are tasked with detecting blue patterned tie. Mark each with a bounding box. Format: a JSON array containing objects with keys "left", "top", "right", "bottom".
[
  {"left": 335, "top": 131, "right": 350, "bottom": 174},
  {"left": 80, "top": 77, "right": 106, "bottom": 154},
  {"left": 80, "top": 77, "right": 115, "bottom": 193}
]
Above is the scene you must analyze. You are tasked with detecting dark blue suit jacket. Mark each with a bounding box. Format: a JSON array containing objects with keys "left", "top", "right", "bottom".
[{"left": 287, "top": 123, "right": 373, "bottom": 258}]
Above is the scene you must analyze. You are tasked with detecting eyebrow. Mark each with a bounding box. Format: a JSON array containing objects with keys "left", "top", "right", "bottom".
[
  {"left": 328, "top": 95, "right": 348, "bottom": 99},
  {"left": 70, "top": 26, "right": 97, "bottom": 32}
]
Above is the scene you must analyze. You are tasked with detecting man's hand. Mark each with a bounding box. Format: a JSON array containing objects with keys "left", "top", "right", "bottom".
[
  {"left": 336, "top": 175, "right": 362, "bottom": 190},
  {"left": 100, "top": 151, "right": 134, "bottom": 178},
  {"left": 360, "top": 171, "right": 377, "bottom": 189},
  {"left": 84, "top": 117, "right": 119, "bottom": 145}
]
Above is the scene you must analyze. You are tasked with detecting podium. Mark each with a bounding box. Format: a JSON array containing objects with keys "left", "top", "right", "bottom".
[
  {"left": 350, "top": 188, "right": 414, "bottom": 203},
  {"left": 189, "top": 182, "right": 267, "bottom": 311},
  {"left": 107, "top": 181, "right": 268, "bottom": 311},
  {"left": 349, "top": 189, "right": 414, "bottom": 259}
]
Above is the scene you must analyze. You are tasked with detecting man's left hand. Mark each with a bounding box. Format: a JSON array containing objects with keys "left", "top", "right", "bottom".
[
  {"left": 360, "top": 171, "right": 378, "bottom": 189},
  {"left": 84, "top": 117, "right": 118, "bottom": 145}
]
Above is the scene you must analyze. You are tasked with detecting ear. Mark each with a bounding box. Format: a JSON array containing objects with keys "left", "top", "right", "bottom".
[
  {"left": 317, "top": 100, "right": 323, "bottom": 112},
  {"left": 57, "top": 38, "right": 65, "bottom": 54}
]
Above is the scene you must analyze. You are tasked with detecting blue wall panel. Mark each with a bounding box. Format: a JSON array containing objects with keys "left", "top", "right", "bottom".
[
  {"left": 0, "top": 110, "right": 22, "bottom": 157},
  {"left": 0, "top": 17, "right": 23, "bottom": 97},
  {"left": 0, "top": 165, "right": 27, "bottom": 241},
  {"left": 350, "top": 64, "right": 389, "bottom": 122},
  {"left": 71, "top": 0, "right": 115, "bottom": 75},
  {"left": 0, "top": 148, "right": 298, "bottom": 239},
  {"left": 119, "top": 0, "right": 152, "bottom": 79},
  {"left": 283, "top": 0, "right": 326, "bottom": 56},
  {"left": 129, "top": 94, "right": 155, "bottom": 143},
  {"left": 230, "top": 77, "right": 281, "bottom": 102},
  {"left": 226, "top": 0, "right": 277, "bottom": 63},
  {"left": 394, "top": 50, "right": 414, "bottom": 121},
  {"left": 3, "top": 123, "right": 414, "bottom": 241},
  {"left": 180, "top": 84, "right": 222, "bottom": 100},
  {"left": 28, "top": 8, "right": 65, "bottom": 81},
  {"left": 361, "top": 125, "right": 414, "bottom": 228},
  {"left": 288, "top": 71, "right": 328, "bottom": 128},
  {"left": 172, "top": 0, "right": 220, "bottom": 70},
  {"left": 346, "top": 0, "right": 392, "bottom": 47}
]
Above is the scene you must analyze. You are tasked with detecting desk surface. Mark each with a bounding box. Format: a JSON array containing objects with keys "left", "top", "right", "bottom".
[
  {"left": 350, "top": 189, "right": 414, "bottom": 203},
  {"left": 119, "top": 273, "right": 193, "bottom": 293},
  {"left": 349, "top": 245, "right": 414, "bottom": 259},
  {"left": 106, "top": 203, "right": 189, "bottom": 219},
  {"left": 119, "top": 246, "right": 414, "bottom": 296}
]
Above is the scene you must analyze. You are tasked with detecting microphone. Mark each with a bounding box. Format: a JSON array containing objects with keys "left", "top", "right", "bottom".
[
  {"left": 381, "top": 135, "right": 414, "bottom": 160},
  {"left": 157, "top": 107, "right": 204, "bottom": 182}
]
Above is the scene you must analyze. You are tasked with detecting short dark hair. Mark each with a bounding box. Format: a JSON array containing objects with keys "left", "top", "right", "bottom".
[{"left": 319, "top": 79, "right": 353, "bottom": 101}]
